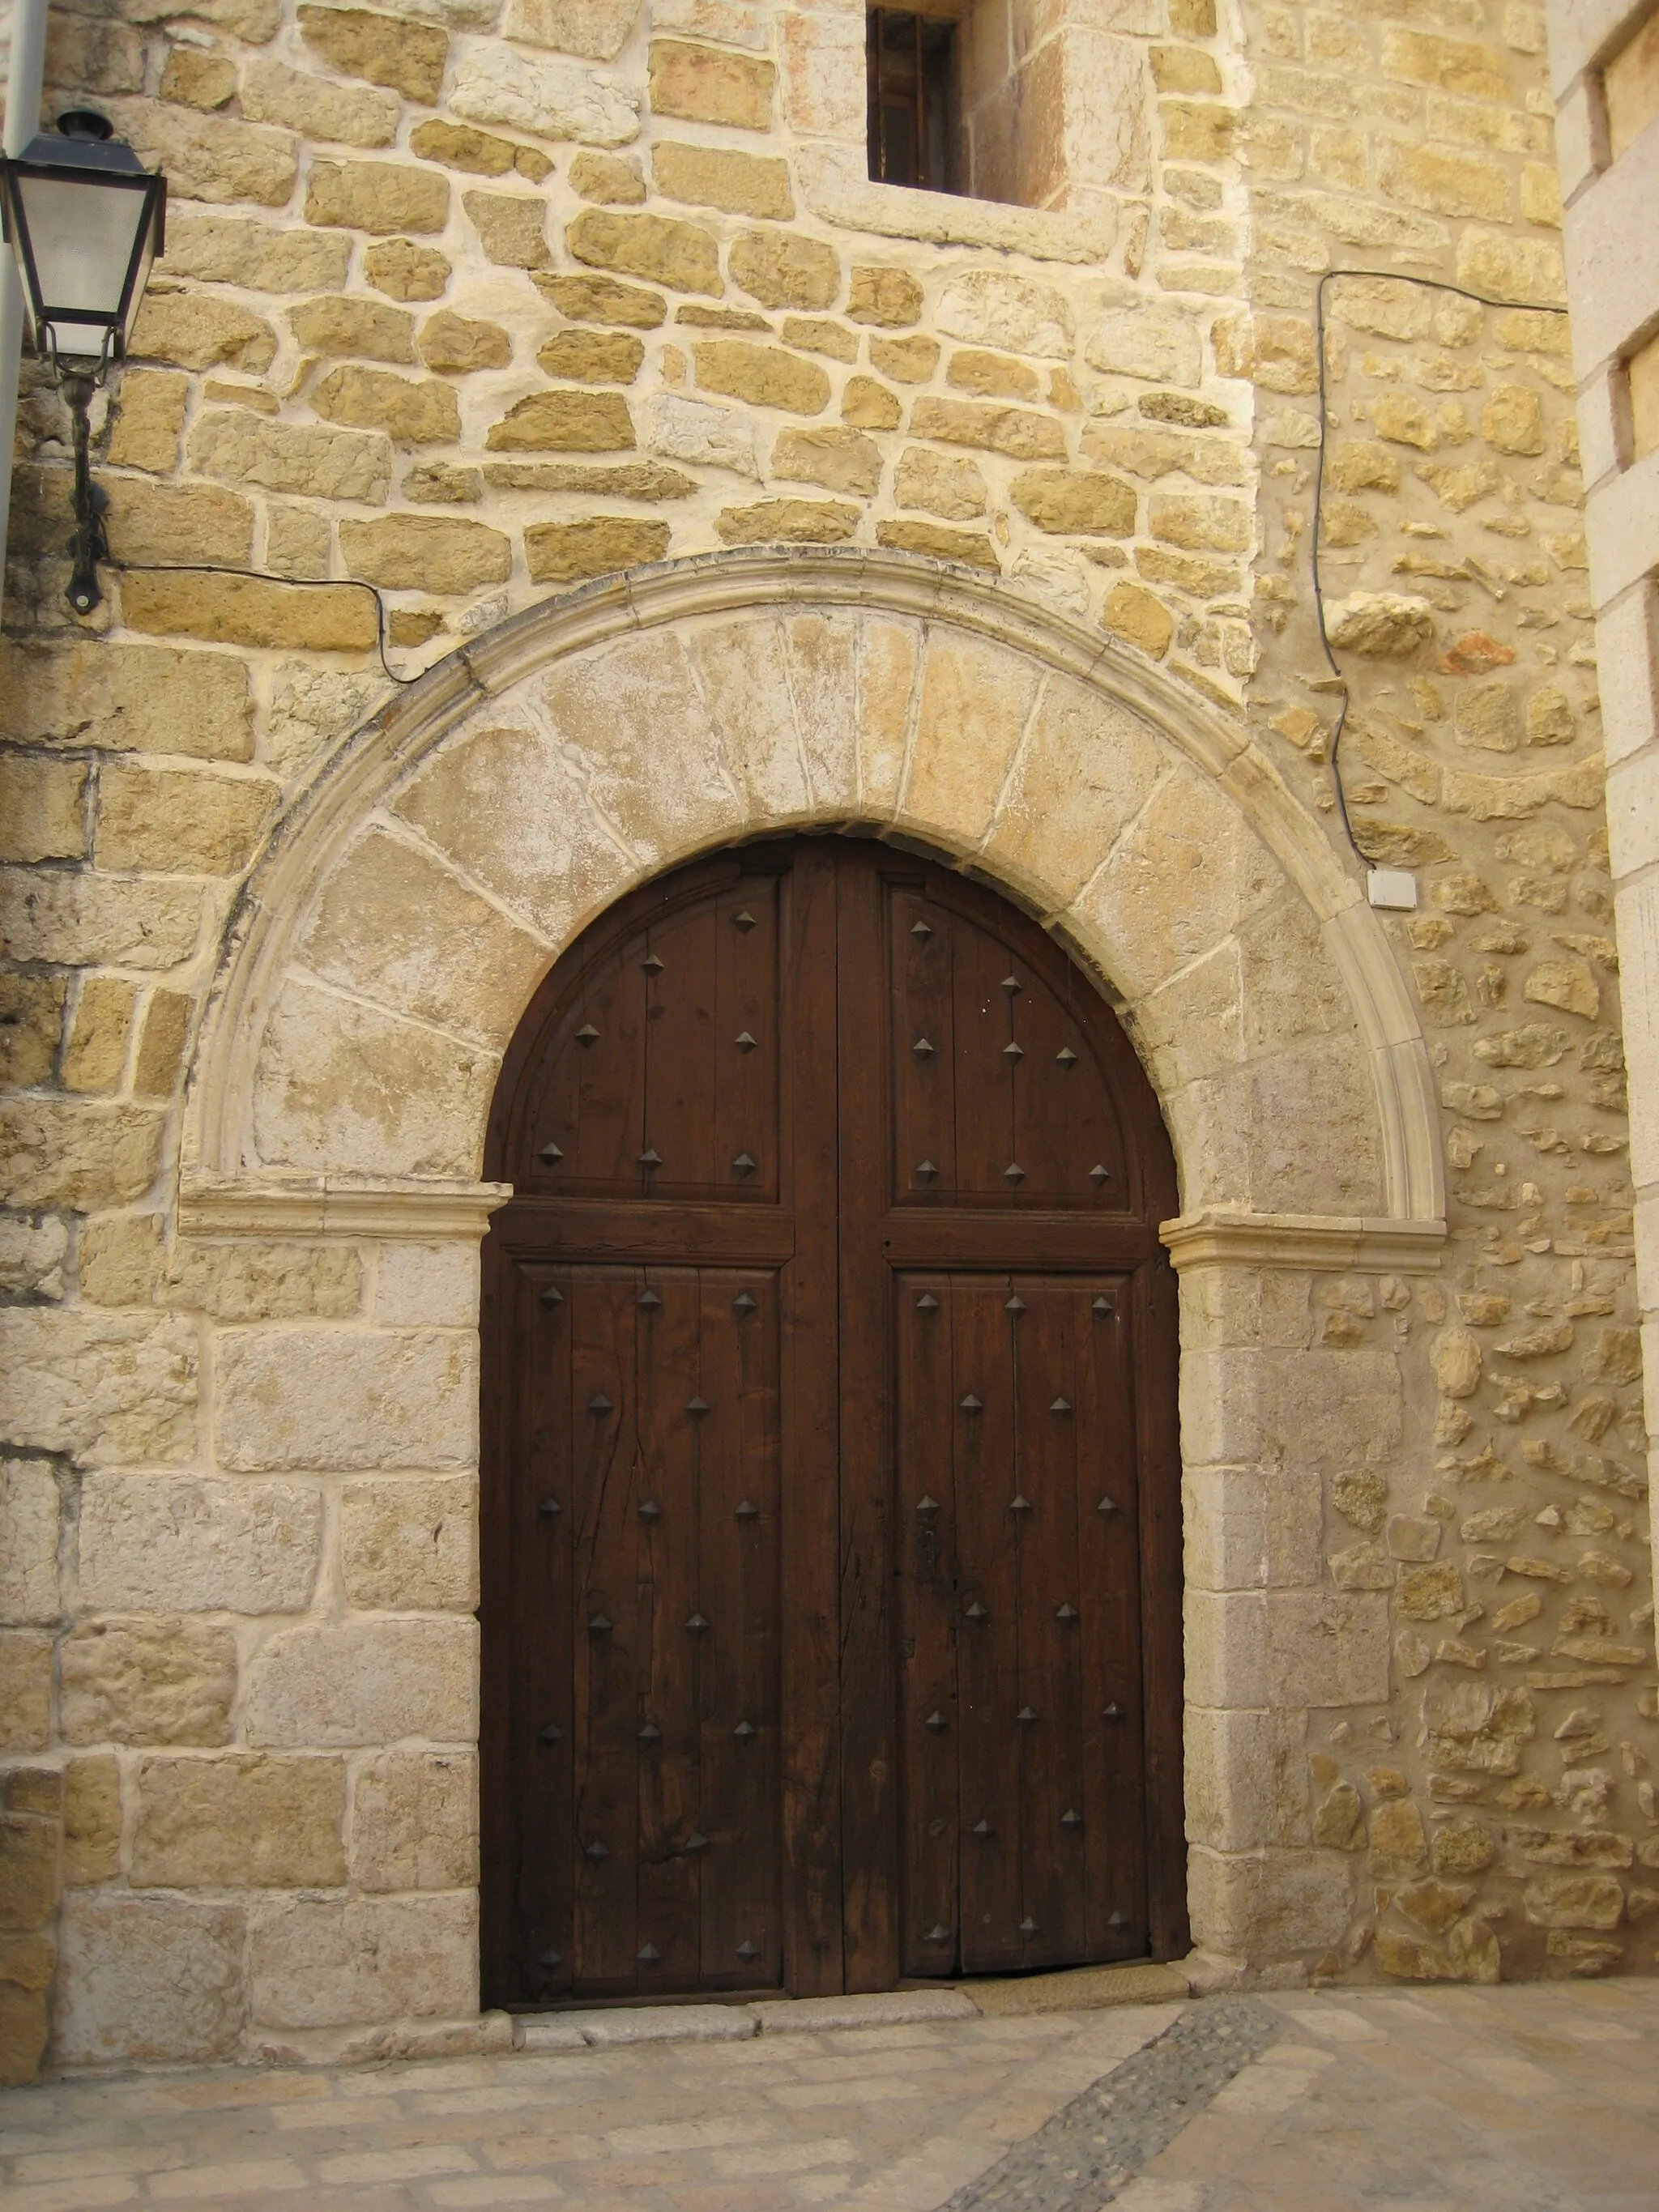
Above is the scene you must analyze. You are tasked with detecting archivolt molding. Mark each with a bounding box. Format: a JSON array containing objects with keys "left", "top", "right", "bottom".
[{"left": 182, "top": 547, "right": 1445, "bottom": 1242}]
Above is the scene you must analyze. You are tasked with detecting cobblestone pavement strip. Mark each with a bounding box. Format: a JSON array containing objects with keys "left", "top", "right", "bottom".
[{"left": 2, "top": 1984, "right": 1657, "bottom": 2210}]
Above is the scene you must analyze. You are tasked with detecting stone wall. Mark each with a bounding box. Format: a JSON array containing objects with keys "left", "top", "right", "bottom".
[{"left": 0, "top": 0, "right": 1654, "bottom": 2072}]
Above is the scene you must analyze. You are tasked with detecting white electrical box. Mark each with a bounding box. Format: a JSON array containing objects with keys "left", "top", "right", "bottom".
[{"left": 1366, "top": 867, "right": 1418, "bottom": 911}]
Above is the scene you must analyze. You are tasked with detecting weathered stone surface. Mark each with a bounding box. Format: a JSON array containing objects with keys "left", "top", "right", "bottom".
[
  {"left": 298, "top": 3, "right": 450, "bottom": 100},
  {"left": 244, "top": 1618, "right": 479, "bottom": 1746},
  {"left": 463, "top": 187, "right": 549, "bottom": 266},
  {"left": 1523, "top": 1873, "right": 1626, "bottom": 1929},
  {"left": 242, "top": 57, "right": 401, "bottom": 145},
  {"left": 217, "top": 1326, "right": 476, "bottom": 1473},
  {"left": 654, "top": 139, "right": 791, "bottom": 218},
  {"left": 908, "top": 398, "right": 1067, "bottom": 460},
  {"left": 450, "top": 44, "right": 640, "bottom": 145},
  {"left": 79, "top": 1477, "right": 323, "bottom": 1614},
  {"left": 0, "top": 756, "right": 84, "bottom": 866},
  {"left": 1102, "top": 581, "right": 1175, "bottom": 658},
  {"left": 312, "top": 364, "right": 461, "bottom": 445},
  {"left": 1085, "top": 305, "right": 1202, "bottom": 386},
  {"left": 535, "top": 271, "right": 666, "bottom": 327},
  {"left": 895, "top": 446, "right": 987, "bottom": 520},
  {"left": 107, "top": 369, "right": 187, "bottom": 471},
  {"left": 715, "top": 497, "right": 858, "bottom": 544},
  {"left": 352, "top": 1750, "right": 478, "bottom": 1890},
  {"left": 937, "top": 270, "right": 1073, "bottom": 357},
  {"left": 306, "top": 160, "right": 450, "bottom": 235},
  {"left": 57, "top": 1896, "right": 245, "bottom": 2065},
  {"left": 730, "top": 228, "right": 840, "bottom": 310},
  {"left": 342, "top": 1476, "right": 478, "bottom": 1608},
  {"left": 129, "top": 291, "right": 277, "bottom": 375},
  {"left": 488, "top": 389, "right": 635, "bottom": 450},
  {"left": 62, "top": 1758, "right": 122, "bottom": 1886},
  {"left": 650, "top": 36, "right": 773, "bottom": 128},
  {"left": 842, "top": 377, "right": 903, "bottom": 429},
  {"left": 570, "top": 148, "right": 646, "bottom": 200},
  {"left": 1325, "top": 591, "right": 1435, "bottom": 654},
  {"left": 190, "top": 410, "right": 393, "bottom": 503},
  {"left": 121, "top": 569, "right": 378, "bottom": 653},
  {"left": 646, "top": 390, "right": 758, "bottom": 475},
  {"left": 694, "top": 341, "right": 830, "bottom": 414},
  {"left": 342, "top": 514, "right": 512, "bottom": 591},
  {"left": 526, "top": 516, "right": 672, "bottom": 580},
  {"left": 106, "top": 99, "right": 297, "bottom": 207},
  {"left": 412, "top": 117, "right": 521, "bottom": 175},
  {"left": 537, "top": 328, "right": 645, "bottom": 381},
  {"left": 566, "top": 208, "right": 722, "bottom": 295},
  {"left": 773, "top": 424, "right": 881, "bottom": 495},
  {"left": 0, "top": 1461, "right": 58, "bottom": 1628},
  {"left": 1267, "top": 1591, "right": 1391, "bottom": 1707},
  {"left": 1012, "top": 467, "right": 1137, "bottom": 536},
  {"left": 948, "top": 348, "right": 1041, "bottom": 400},
  {"left": 0, "top": 976, "right": 61, "bottom": 1091},
  {"left": 250, "top": 1892, "right": 476, "bottom": 2028},
  {"left": 290, "top": 295, "right": 416, "bottom": 363},
  {"left": 0, "top": 1635, "right": 50, "bottom": 1755},
  {"left": 132, "top": 1755, "right": 347, "bottom": 1887},
  {"left": 505, "top": 0, "right": 638, "bottom": 59},
  {"left": 96, "top": 763, "right": 276, "bottom": 876},
  {"left": 61, "top": 978, "right": 135, "bottom": 1095},
  {"left": 168, "top": 212, "right": 352, "bottom": 292},
  {"left": 366, "top": 237, "right": 453, "bottom": 300},
  {"left": 0, "top": 1310, "right": 196, "bottom": 1467},
  {"left": 870, "top": 334, "right": 938, "bottom": 383},
  {"left": 904, "top": 629, "right": 1043, "bottom": 850},
  {"left": 1456, "top": 224, "right": 1566, "bottom": 306},
  {"left": 876, "top": 519, "right": 1000, "bottom": 569},
  {"left": 847, "top": 264, "right": 923, "bottom": 328},
  {"left": 61, "top": 1617, "right": 237, "bottom": 1747}
]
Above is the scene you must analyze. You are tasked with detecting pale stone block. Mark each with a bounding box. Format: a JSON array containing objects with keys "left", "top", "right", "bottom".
[
  {"left": 1614, "top": 878, "right": 1659, "bottom": 1192},
  {"left": 62, "top": 1616, "right": 237, "bottom": 1748},
  {"left": 1222, "top": 1033, "right": 1385, "bottom": 1217},
  {"left": 63, "top": 1757, "right": 122, "bottom": 1886},
  {"left": 1183, "top": 1467, "right": 1267, "bottom": 1592},
  {"left": 82, "top": 1217, "right": 365, "bottom": 1324},
  {"left": 0, "top": 868, "right": 203, "bottom": 968},
  {"left": 753, "top": 1991, "right": 975, "bottom": 2031},
  {"left": 215, "top": 1327, "right": 477, "bottom": 1471},
  {"left": 1183, "top": 1589, "right": 1268, "bottom": 1709},
  {"left": 352, "top": 1750, "right": 479, "bottom": 1890},
  {"left": 0, "top": 1633, "right": 52, "bottom": 1754},
  {"left": 983, "top": 673, "right": 1166, "bottom": 910},
  {"left": 1188, "top": 1846, "right": 1354, "bottom": 1958},
  {"left": 0, "top": 1460, "right": 59, "bottom": 1626},
  {"left": 1606, "top": 750, "right": 1659, "bottom": 880},
  {"left": 936, "top": 270, "right": 1075, "bottom": 359},
  {"left": 79, "top": 1476, "right": 323, "bottom": 1614},
  {"left": 1595, "top": 582, "right": 1659, "bottom": 768},
  {"left": 1063, "top": 28, "right": 1154, "bottom": 194},
  {"left": 782, "top": 614, "right": 860, "bottom": 812},
  {"left": 1565, "top": 151, "right": 1659, "bottom": 373},
  {"left": 55, "top": 1894, "right": 245, "bottom": 2065},
  {"left": 249, "top": 1892, "right": 478, "bottom": 2028},
  {"left": 0, "top": 1216, "right": 69, "bottom": 1302},
  {"left": 1546, "top": 0, "right": 1638, "bottom": 98},
  {"left": 301, "top": 828, "right": 551, "bottom": 1051},
  {"left": 0, "top": 1310, "right": 198, "bottom": 1468},
  {"left": 689, "top": 619, "right": 812, "bottom": 821},
  {"left": 244, "top": 1618, "right": 479, "bottom": 1746},
  {"left": 375, "top": 1243, "right": 481, "bottom": 1328},
  {"left": 1184, "top": 1707, "right": 1309, "bottom": 1852},
  {"left": 1133, "top": 944, "right": 1247, "bottom": 1092},
  {"left": 506, "top": 0, "right": 638, "bottom": 58},
  {"left": 342, "top": 1477, "right": 479, "bottom": 1609},
  {"left": 646, "top": 390, "right": 760, "bottom": 477},
  {"left": 391, "top": 721, "right": 637, "bottom": 955},
  {"left": 1266, "top": 1590, "right": 1391, "bottom": 1707},
  {"left": 1585, "top": 449, "right": 1659, "bottom": 611},
  {"left": 581, "top": 2001, "right": 757, "bottom": 2043},
  {"left": 902, "top": 629, "right": 1043, "bottom": 851},
  {"left": 132, "top": 1754, "right": 348, "bottom": 1887},
  {"left": 779, "top": 10, "right": 866, "bottom": 142},
  {"left": 1550, "top": 70, "right": 1600, "bottom": 203},
  {"left": 450, "top": 45, "right": 640, "bottom": 145}
]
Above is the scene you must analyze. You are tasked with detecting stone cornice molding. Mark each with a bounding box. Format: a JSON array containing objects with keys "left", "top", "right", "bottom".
[
  {"left": 1160, "top": 1209, "right": 1448, "bottom": 1274},
  {"left": 182, "top": 547, "right": 1443, "bottom": 1229},
  {"left": 179, "top": 1174, "right": 512, "bottom": 1241}
]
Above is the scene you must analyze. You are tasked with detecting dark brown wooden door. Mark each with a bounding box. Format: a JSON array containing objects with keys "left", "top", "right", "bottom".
[{"left": 481, "top": 836, "right": 1183, "bottom": 2011}]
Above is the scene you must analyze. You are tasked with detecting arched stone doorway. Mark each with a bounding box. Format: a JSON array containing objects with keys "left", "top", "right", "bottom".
[
  {"left": 178, "top": 548, "right": 1447, "bottom": 1993},
  {"left": 479, "top": 833, "right": 1184, "bottom": 2006}
]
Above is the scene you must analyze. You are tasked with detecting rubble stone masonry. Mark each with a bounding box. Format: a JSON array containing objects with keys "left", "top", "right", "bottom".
[{"left": 0, "top": 0, "right": 1654, "bottom": 2076}]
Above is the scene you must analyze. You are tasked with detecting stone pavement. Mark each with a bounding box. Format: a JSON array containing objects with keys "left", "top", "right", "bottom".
[{"left": 2, "top": 1980, "right": 1657, "bottom": 2212}]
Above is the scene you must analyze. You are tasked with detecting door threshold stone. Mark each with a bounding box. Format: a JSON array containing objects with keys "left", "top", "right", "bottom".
[{"left": 953, "top": 1959, "right": 1193, "bottom": 2015}]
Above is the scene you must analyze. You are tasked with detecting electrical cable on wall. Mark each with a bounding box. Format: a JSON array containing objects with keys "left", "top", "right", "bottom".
[
  {"left": 1310, "top": 268, "right": 1572, "bottom": 873},
  {"left": 105, "top": 553, "right": 417, "bottom": 686}
]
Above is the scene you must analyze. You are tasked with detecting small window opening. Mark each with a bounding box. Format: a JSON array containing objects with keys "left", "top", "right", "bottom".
[{"left": 868, "top": 10, "right": 958, "bottom": 194}]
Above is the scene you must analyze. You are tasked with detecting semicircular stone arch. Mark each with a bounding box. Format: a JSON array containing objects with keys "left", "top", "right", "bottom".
[{"left": 185, "top": 548, "right": 1442, "bottom": 1234}]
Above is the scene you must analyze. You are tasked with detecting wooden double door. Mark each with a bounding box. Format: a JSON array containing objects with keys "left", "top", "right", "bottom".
[{"left": 480, "top": 835, "right": 1184, "bottom": 2010}]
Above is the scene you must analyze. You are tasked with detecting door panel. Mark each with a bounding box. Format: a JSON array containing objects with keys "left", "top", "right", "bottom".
[{"left": 481, "top": 836, "right": 1183, "bottom": 2013}]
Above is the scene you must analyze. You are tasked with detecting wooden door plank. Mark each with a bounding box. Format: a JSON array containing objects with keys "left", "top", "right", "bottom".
[
  {"left": 494, "top": 1200, "right": 795, "bottom": 1267},
  {"left": 779, "top": 843, "right": 843, "bottom": 1997},
  {"left": 645, "top": 900, "right": 719, "bottom": 1195},
  {"left": 838, "top": 847, "right": 899, "bottom": 1994},
  {"left": 715, "top": 872, "right": 782, "bottom": 1204},
  {"left": 878, "top": 1213, "right": 1161, "bottom": 1269},
  {"left": 575, "top": 953, "right": 648, "bottom": 1191},
  {"left": 889, "top": 880, "right": 956, "bottom": 1200},
  {"left": 949, "top": 907, "right": 1014, "bottom": 1200},
  {"left": 1134, "top": 1252, "right": 1188, "bottom": 1961},
  {"left": 952, "top": 1276, "right": 1022, "bottom": 1975},
  {"left": 894, "top": 1272, "right": 958, "bottom": 1977}
]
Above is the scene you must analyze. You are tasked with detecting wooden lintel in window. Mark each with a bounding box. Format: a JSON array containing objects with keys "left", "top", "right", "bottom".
[{"left": 867, "top": 8, "right": 958, "bottom": 194}]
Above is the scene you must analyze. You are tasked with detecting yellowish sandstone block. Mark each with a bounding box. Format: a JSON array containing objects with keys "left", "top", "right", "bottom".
[
  {"left": 525, "top": 516, "right": 672, "bottom": 580},
  {"left": 649, "top": 36, "right": 774, "bottom": 130}
]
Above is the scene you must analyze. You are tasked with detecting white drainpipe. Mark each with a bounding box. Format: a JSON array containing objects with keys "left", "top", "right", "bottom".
[{"left": 0, "top": 0, "right": 53, "bottom": 615}]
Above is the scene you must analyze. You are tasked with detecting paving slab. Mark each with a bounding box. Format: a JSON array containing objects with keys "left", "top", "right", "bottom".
[{"left": 751, "top": 1992, "right": 979, "bottom": 2034}]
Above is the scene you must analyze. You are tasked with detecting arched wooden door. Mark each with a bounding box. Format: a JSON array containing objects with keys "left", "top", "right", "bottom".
[{"left": 480, "top": 835, "right": 1185, "bottom": 2011}]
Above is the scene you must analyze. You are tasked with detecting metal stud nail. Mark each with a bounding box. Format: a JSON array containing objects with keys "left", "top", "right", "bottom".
[
  {"left": 1092, "top": 1297, "right": 1115, "bottom": 1318},
  {"left": 1004, "top": 1162, "right": 1026, "bottom": 1183},
  {"left": 1017, "top": 1706, "right": 1037, "bottom": 1725},
  {"left": 735, "top": 1498, "right": 759, "bottom": 1521},
  {"left": 1009, "top": 1494, "right": 1031, "bottom": 1515},
  {"left": 1004, "top": 1294, "right": 1026, "bottom": 1314},
  {"left": 583, "top": 1839, "right": 608, "bottom": 1860},
  {"left": 735, "top": 1030, "right": 757, "bottom": 1052},
  {"left": 538, "top": 1496, "right": 561, "bottom": 1519},
  {"left": 683, "top": 1831, "right": 709, "bottom": 1852},
  {"left": 1050, "top": 1396, "right": 1072, "bottom": 1415},
  {"left": 1056, "top": 1046, "right": 1078, "bottom": 1067},
  {"left": 960, "top": 1392, "right": 982, "bottom": 1412},
  {"left": 1097, "top": 1495, "right": 1120, "bottom": 1517},
  {"left": 639, "top": 1148, "right": 662, "bottom": 1169},
  {"left": 1089, "top": 1163, "right": 1110, "bottom": 1184},
  {"left": 639, "top": 1498, "right": 662, "bottom": 1520},
  {"left": 587, "top": 1613, "right": 612, "bottom": 1634},
  {"left": 971, "top": 1816, "right": 991, "bottom": 1836},
  {"left": 733, "top": 910, "right": 756, "bottom": 931},
  {"left": 685, "top": 1396, "right": 709, "bottom": 1417},
  {"left": 916, "top": 1494, "right": 940, "bottom": 1517},
  {"left": 638, "top": 1942, "right": 660, "bottom": 1963},
  {"left": 924, "top": 1924, "right": 951, "bottom": 1943},
  {"left": 1019, "top": 1916, "right": 1038, "bottom": 1935},
  {"left": 539, "top": 1140, "right": 564, "bottom": 1165},
  {"left": 641, "top": 953, "right": 664, "bottom": 974},
  {"left": 1003, "top": 1041, "right": 1024, "bottom": 1059},
  {"left": 1056, "top": 1602, "right": 1078, "bottom": 1622},
  {"left": 541, "top": 1285, "right": 565, "bottom": 1310},
  {"left": 1061, "top": 1808, "right": 1082, "bottom": 1828},
  {"left": 731, "top": 1152, "right": 756, "bottom": 1176},
  {"left": 638, "top": 1722, "right": 661, "bottom": 1743},
  {"left": 576, "top": 1023, "right": 599, "bottom": 1046},
  {"left": 924, "top": 1710, "right": 948, "bottom": 1733},
  {"left": 911, "top": 918, "right": 932, "bottom": 939},
  {"left": 1102, "top": 1701, "right": 1124, "bottom": 1720},
  {"left": 734, "top": 1719, "right": 756, "bottom": 1739},
  {"left": 912, "top": 1036, "right": 936, "bottom": 1058},
  {"left": 736, "top": 1939, "right": 758, "bottom": 1961},
  {"left": 589, "top": 1393, "right": 612, "bottom": 1414},
  {"left": 916, "top": 1292, "right": 940, "bottom": 1311},
  {"left": 915, "top": 1160, "right": 939, "bottom": 1182},
  {"left": 539, "top": 1722, "right": 563, "bottom": 1745},
  {"left": 1000, "top": 974, "right": 1021, "bottom": 995},
  {"left": 685, "top": 1613, "right": 709, "bottom": 1634},
  {"left": 637, "top": 1288, "right": 662, "bottom": 1311},
  {"left": 733, "top": 1290, "right": 757, "bottom": 1315},
  {"left": 964, "top": 1601, "right": 987, "bottom": 1622},
  {"left": 539, "top": 1950, "right": 563, "bottom": 1968},
  {"left": 1108, "top": 1911, "right": 1128, "bottom": 1929}
]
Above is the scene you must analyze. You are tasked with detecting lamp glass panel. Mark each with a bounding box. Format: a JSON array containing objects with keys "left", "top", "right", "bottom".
[{"left": 14, "top": 171, "right": 151, "bottom": 348}]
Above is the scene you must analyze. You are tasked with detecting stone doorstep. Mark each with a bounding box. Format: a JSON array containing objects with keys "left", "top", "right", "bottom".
[{"left": 512, "top": 1962, "right": 1194, "bottom": 2052}]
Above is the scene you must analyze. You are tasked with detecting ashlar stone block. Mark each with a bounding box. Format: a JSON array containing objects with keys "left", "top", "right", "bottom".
[
  {"left": 56, "top": 1894, "right": 245, "bottom": 2065},
  {"left": 0, "top": 1459, "right": 60, "bottom": 1627},
  {"left": 0, "top": 1634, "right": 51, "bottom": 1754},
  {"left": 351, "top": 1750, "right": 479, "bottom": 1889},
  {"left": 132, "top": 1755, "right": 348, "bottom": 1887},
  {"left": 244, "top": 1617, "right": 479, "bottom": 1747},
  {"left": 78, "top": 1476, "right": 324, "bottom": 1614},
  {"left": 215, "top": 1325, "right": 477, "bottom": 1472},
  {"left": 249, "top": 1892, "right": 477, "bottom": 2028},
  {"left": 1267, "top": 1590, "right": 1391, "bottom": 1707},
  {"left": 61, "top": 1617, "right": 237, "bottom": 1748},
  {"left": 342, "top": 1477, "right": 478, "bottom": 1609},
  {"left": 903, "top": 627, "right": 1043, "bottom": 852},
  {"left": 0, "top": 1309, "right": 197, "bottom": 1468}
]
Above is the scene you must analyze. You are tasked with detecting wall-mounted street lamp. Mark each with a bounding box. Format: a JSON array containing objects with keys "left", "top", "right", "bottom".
[{"left": 1, "top": 110, "right": 165, "bottom": 613}]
